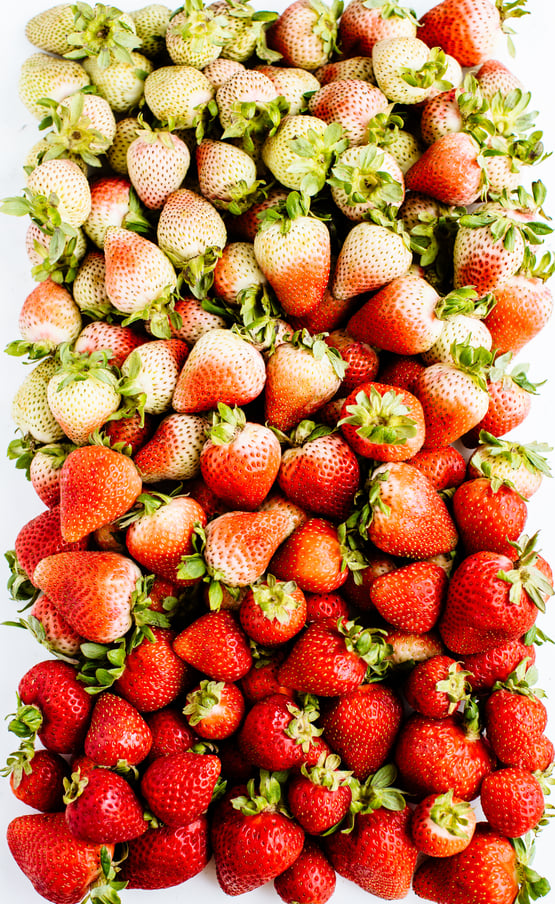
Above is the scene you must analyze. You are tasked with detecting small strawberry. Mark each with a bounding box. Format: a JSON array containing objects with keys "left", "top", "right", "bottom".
[
  {"left": 5, "top": 748, "right": 69, "bottom": 813},
  {"left": 19, "top": 52, "right": 90, "bottom": 118},
  {"left": 173, "top": 610, "right": 253, "bottom": 682},
  {"left": 306, "top": 592, "right": 349, "bottom": 623},
  {"left": 464, "top": 353, "right": 541, "bottom": 445},
  {"left": 475, "top": 58, "right": 524, "bottom": 99},
  {"left": 484, "top": 256, "right": 554, "bottom": 355},
  {"left": 386, "top": 629, "right": 444, "bottom": 665},
  {"left": 84, "top": 692, "right": 152, "bottom": 767},
  {"left": 144, "top": 64, "right": 214, "bottom": 129},
  {"left": 47, "top": 346, "right": 121, "bottom": 446},
  {"left": 467, "top": 433, "right": 552, "bottom": 500},
  {"left": 452, "top": 476, "right": 528, "bottom": 558},
  {"left": 11, "top": 279, "right": 82, "bottom": 360},
  {"left": 24, "top": 591, "right": 83, "bottom": 659},
  {"left": 121, "top": 817, "right": 210, "bottom": 889},
  {"left": 370, "top": 561, "right": 448, "bottom": 633},
  {"left": 461, "top": 640, "right": 536, "bottom": 693},
  {"left": 324, "top": 330, "right": 380, "bottom": 393},
  {"left": 271, "top": 518, "right": 352, "bottom": 594},
  {"left": 26, "top": 158, "right": 91, "bottom": 229},
  {"left": 453, "top": 207, "right": 527, "bottom": 295},
  {"left": 64, "top": 767, "right": 147, "bottom": 844},
  {"left": 481, "top": 766, "right": 545, "bottom": 838},
  {"left": 133, "top": 412, "right": 208, "bottom": 484},
  {"left": 165, "top": 2, "right": 232, "bottom": 68},
  {"left": 215, "top": 69, "right": 287, "bottom": 153},
  {"left": 405, "top": 655, "right": 471, "bottom": 719},
  {"left": 411, "top": 789, "right": 476, "bottom": 857},
  {"left": 257, "top": 65, "right": 320, "bottom": 115},
  {"left": 409, "top": 445, "right": 467, "bottom": 491},
  {"left": 145, "top": 707, "right": 198, "bottom": 762},
  {"left": 238, "top": 692, "right": 324, "bottom": 771},
  {"left": 11, "top": 356, "right": 67, "bottom": 445},
  {"left": 113, "top": 627, "right": 193, "bottom": 713},
  {"left": 183, "top": 679, "right": 245, "bottom": 740},
  {"left": 484, "top": 662, "right": 552, "bottom": 772},
  {"left": 287, "top": 754, "right": 352, "bottom": 834},
  {"left": 140, "top": 750, "right": 221, "bottom": 827},
  {"left": 339, "top": 381, "right": 426, "bottom": 461},
  {"left": 239, "top": 574, "right": 307, "bottom": 646},
  {"left": 74, "top": 321, "right": 146, "bottom": 369},
  {"left": 274, "top": 837, "right": 336, "bottom": 904}
]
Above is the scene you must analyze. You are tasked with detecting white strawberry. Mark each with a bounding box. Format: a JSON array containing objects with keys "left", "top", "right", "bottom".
[
  {"left": 11, "top": 356, "right": 66, "bottom": 444},
  {"left": 26, "top": 158, "right": 92, "bottom": 229},
  {"left": 127, "top": 126, "right": 191, "bottom": 210},
  {"left": 120, "top": 339, "right": 190, "bottom": 416},
  {"left": 144, "top": 64, "right": 215, "bottom": 129},
  {"left": 19, "top": 52, "right": 90, "bottom": 119},
  {"left": 331, "top": 219, "right": 412, "bottom": 299},
  {"left": 46, "top": 347, "right": 121, "bottom": 446}
]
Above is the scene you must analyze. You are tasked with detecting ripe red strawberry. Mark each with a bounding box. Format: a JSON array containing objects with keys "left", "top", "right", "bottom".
[
  {"left": 7, "top": 748, "right": 69, "bottom": 813},
  {"left": 7, "top": 812, "right": 114, "bottom": 904},
  {"left": 339, "top": 381, "right": 426, "bottom": 461},
  {"left": 73, "top": 321, "right": 146, "bottom": 369},
  {"left": 240, "top": 648, "right": 293, "bottom": 703},
  {"left": 145, "top": 707, "right": 197, "bottom": 762},
  {"left": 305, "top": 591, "right": 350, "bottom": 623},
  {"left": 14, "top": 660, "right": 93, "bottom": 755},
  {"left": 464, "top": 353, "right": 540, "bottom": 444},
  {"left": 274, "top": 838, "right": 336, "bottom": 904},
  {"left": 239, "top": 575, "right": 307, "bottom": 646},
  {"left": 278, "top": 617, "right": 390, "bottom": 698},
  {"left": 59, "top": 444, "right": 142, "bottom": 542},
  {"left": 33, "top": 551, "right": 143, "bottom": 644},
  {"left": 113, "top": 627, "right": 193, "bottom": 712},
  {"left": 271, "top": 518, "right": 351, "bottom": 594},
  {"left": 24, "top": 591, "right": 83, "bottom": 659},
  {"left": 173, "top": 610, "right": 252, "bottom": 682},
  {"left": 183, "top": 679, "right": 245, "bottom": 740},
  {"left": 14, "top": 505, "right": 89, "bottom": 583},
  {"left": 481, "top": 766, "right": 545, "bottom": 838},
  {"left": 141, "top": 750, "right": 221, "bottom": 827},
  {"left": 200, "top": 403, "right": 281, "bottom": 510},
  {"left": 354, "top": 462, "right": 458, "bottom": 559},
  {"left": 321, "top": 682, "right": 403, "bottom": 780},
  {"left": 405, "top": 131, "right": 482, "bottom": 205},
  {"left": 405, "top": 655, "right": 471, "bottom": 719},
  {"left": 453, "top": 210, "right": 526, "bottom": 296},
  {"left": 394, "top": 709, "right": 496, "bottom": 800},
  {"left": 287, "top": 755, "right": 352, "bottom": 834},
  {"left": 439, "top": 535, "right": 553, "bottom": 654},
  {"left": 121, "top": 817, "right": 210, "bottom": 889},
  {"left": 278, "top": 422, "right": 360, "bottom": 522},
  {"left": 377, "top": 353, "right": 427, "bottom": 392},
  {"left": 324, "top": 330, "right": 379, "bottom": 393},
  {"left": 452, "top": 476, "right": 528, "bottom": 558},
  {"left": 341, "top": 551, "right": 396, "bottom": 611},
  {"left": 64, "top": 767, "right": 147, "bottom": 843},
  {"left": 102, "top": 410, "right": 156, "bottom": 456},
  {"left": 211, "top": 774, "right": 305, "bottom": 896},
  {"left": 484, "top": 666, "right": 552, "bottom": 772},
  {"left": 133, "top": 412, "right": 208, "bottom": 484},
  {"left": 411, "top": 789, "right": 476, "bottom": 857},
  {"left": 418, "top": 0, "right": 522, "bottom": 67},
  {"left": 484, "top": 269, "right": 553, "bottom": 356},
  {"left": 409, "top": 445, "right": 467, "bottom": 491},
  {"left": 370, "top": 560, "right": 448, "bottom": 633},
  {"left": 238, "top": 692, "right": 324, "bottom": 771},
  {"left": 84, "top": 692, "right": 152, "bottom": 767},
  {"left": 461, "top": 640, "right": 535, "bottom": 693}
]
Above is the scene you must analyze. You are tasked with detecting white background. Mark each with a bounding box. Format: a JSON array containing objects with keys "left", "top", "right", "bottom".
[{"left": 1, "top": 2, "right": 555, "bottom": 903}]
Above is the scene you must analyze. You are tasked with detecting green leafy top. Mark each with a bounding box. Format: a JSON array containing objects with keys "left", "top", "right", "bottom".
[
  {"left": 65, "top": 2, "right": 142, "bottom": 68},
  {"left": 338, "top": 385, "right": 418, "bottom": 447},
  {"left": 497, "top": 533, "right": 554, "bottom": 614}
]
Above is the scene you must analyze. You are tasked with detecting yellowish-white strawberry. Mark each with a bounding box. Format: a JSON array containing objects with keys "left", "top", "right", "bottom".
[
  {"left": 120, "top": 339, "right": 190, "bottom": 416},
  {"left": 196, "top": 139, "right": 261, "bottom": 213},
  {"left": 25, "top": 220, "right": 87, "bottom": 285},
  {"left": 203, "top": 57, "right": 245, "bottom": 87},
  {"left": 46, "top": 346, "right": 122, "bottom": 445},
  {"left": 262, "top": 114, "right": 347, "bottom": 197},
  {"left": 331, "top": 218, "right": 412, "bottom": 299},
  {"left": 144, "top": 64, "right": 215, "bottom": 129},
  {"left": 130, "top": 3, "right": 171, "bottom": 58},
  {"left": 314, "top": 55, "right": 375, "bottom": 85},
  {"left": 19, "top": 53, "right": 90, "bottom": 119},
  {"left": 26, "top": 158, "right": 92, "bottom": 229},
  {"left": 213, "top": 242, "right": 267, "bottom": 304},
  {"left": 216, "top": 69, "right": 287, "bottom": 153},
  {"left": 72, "top": 251, "right": 111, "bottom": 318},
  {"left": 83, "top": 176, "right": 150, "bottom": 250},
  {"left": 106, "top": 116, "right": 140, "bottom": 174},
  {"left": 211, "top": 0, "right": 281, "bottom": 64},
  {"left": 256, "top": 65, "right": 320, "bottom": 115},
  {"left": 364, "top": 108, "right": 424, "bottom": 173},
  {"left": 83, "top": 51, "right": 154, "bottom": 114},
  {"left": 267, "top": 0, "right": 342, "bottom": 70},
  {"left": 25, "top": 4, "right": 76, "bottom": 56},
  {"left": 36, "top": 92, "right": 117, "bottom": 169},
  {"left": 422, "top": 314, "right": 493, "bottom": 366},
  {"left": 12, "top": 356, "right": 66, "bottom": 444},
  {"left": 127, "top": 124, "right": 191, "bottom": 210},
  {"left": 63, "top": 3, "right": 141, "bottom": 69},
  {"left": 372, "top": 36, "right": 462, "bottom": 105},
  {"left": 166, "top": 0, "right": 232, "bottom": 68},
  {"left": 329, "top": 143, "right": 405, "bottom": 221},
  {"left": 10, "top": 279, "right": 82, "bottom": 360}
]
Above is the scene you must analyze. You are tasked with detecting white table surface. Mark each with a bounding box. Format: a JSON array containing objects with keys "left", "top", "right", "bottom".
[{"left": 1, "top": 2, "right": 555, "bottom": 903}]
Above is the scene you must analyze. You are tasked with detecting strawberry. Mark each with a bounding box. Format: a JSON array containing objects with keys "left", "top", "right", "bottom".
[
  {"left": 265, "top": 331, "right": 346, "bottom": 432},
  {"left": 120, "top": 339, "right": 189, "bottom": 413},
  {"left": 239, "top": 574, "right": 307, "bottom": 645},
  {"left": 439, "top": 535, "right": 553, "bottom": 654},
  {"left": 331, "top": 219, "right": 413, "bottom": 299},
  {"left": 213, "top": 241, "right": 267, "bottom": 304},
  {"left": 277, "top": 421, "right": 360, "bottom": 522},
  {"left": 353, "top": 462, "right": 459, "bottom": 559},
  {"left": 84, "top": 692, "right": 152, "bottom": 767},
  {"left": 321, "top": 682, "right": 403, "bottom": 779},
  {"left": 11, "top": 356, "right": 67, "bottom": 445},
  {"left": 144, "top": 64, "right": 214, "bottom": 129},
  {"left": 133, "top": 412, "right": 208, "bottom": 483},
  {"left": 83, "top": 177, "right": 150, "bottom": 251},
  {"left": 405, "top": 655, "right": 471, "bottom": 718},
  {"left": 170, "top": 295, "right": 228, "bottom": 343},
  {"left": 338, "top": 0, "right": 418, "bottom": 57},
  {"left": 256, "top": 65, "right": 321, "bottom": 115},
  {"left": 240, "top": 647, "right": 292, "bottom": 703},
  {"left": 315, "top": 55, "right": 375, "bottom": 84},
  {"left": 370, "top": 561, "right": 448, "bottom": 633},
  {"left": 166, "top": 2, "right": 231, "bottom": 68},
  {"left": 277, "top": 617, "right": 390, "bottom": 697},
  {"left": 200, "top": 403, "right": 281, "bottom": 510},
  {"left": 452, "top": 476, "right": 528, "bottom": 558},
  {"left": 113, "top": 627, "right": 193, "bottom": 713},
  {"left": 13, "top": 659, "right": 92, "bottom": 755},
  {"left": 339, "top": 381, "right": 426, "bottom": 461},
  {"left": 173, "top": 610, "right": 253, "bottom": 682},
  {"left": 121, "top": 817, "right": 210, "bottom": 889},
  {"left": 6, "top": 748, "right": 69, "bottom": 813},
  {"left": 83, "top": 50, "right": 154, "bottom": 114},
  {"left": 306, "top": 592, "right": 350, "bottom": 622},
  {"left": 270, "top": 518, "right": 351, "bottom": 594},
  {"left": 411, "top": 789, "right": 476, "bottom": 857},
  {"left": 324, "top": 330, "right": 379, "bottom": 393},
  {"left": 145, "top": 707, "right": 198, "bottom": 762},
  {"left": 26, "top": 158, "right": 91, "bottom": 229},
  {"left": 453, "top": 208, "right": 526, "bottom": 295},
  {"left": 74, "top": 321, "right": 146, "bottom": 370},
  {"left": 378, "top": 353, "right": 427, "bottom": 391},
  {"left": 19, "top": 52, "right": 91, "bottom": 118},
  {"left": 467, "top": 434, "right": 552, "bottom": 500},
  {"left": 183, "top": 679, "right": 245, "bottom": 740},
  {"left": 211, "top": 772, "right": 305, "bottom": 896},
  {"left": 418, "top": 0, "right": 528, "bottom": 67},
  {"left": 324, "top": 773, "right": 416, "bottom": 899},
  {"left": 409, "top": 445, "right": 467, "bottom": 490},
  {"left": 215, "top": 69, "right": 286, "bottom": 153},
  {"left": 14, "top": 504, "right": 88, "bottom": 584},
  {"left": 386, "top": 628, "right": 444, "bottom": 665},
  {"left": 329, "top": 142, "right": 405, "bottom": 221},
  {"left": 308, "top": 78, "right": 389, "bottom": 146},
  {"left": 25, "top": 592, "right": 84, "bottom": 658},
  {"left": 197, "top": 139, "right": 261, "bottom": 214},
  {"left": 341, "top": 551, "right": 397, "bottom": 611},
  {"left": 481, "top": 766, "right": 545, "bottom": 838},
  {"left": 204, "top": 57, "right": 245, "bottom": 87},
  {"left": 140, "top": 750, "right": 221, "bottom": 827},
  {"left": 47, "top": 347, "right": 121, "bottom": 446},
  {"left": 394, "top": 707, "right": 496, "bottom": 800},
  {"left": 64, "top": 767, "right": 147, "bottom": 844},
  {"left": 172, "top": 328, "right": 266, "bottom": 414},
  {"left": 102, "top": 411, "right": 156, "bottom": 456},
  {"left": 405, "top": 131, "right": 483, "bottom": 205},
  {"left": 286, "top": 754, "right": 353, "bottom": 834},
  {"left": 484, "top": 663, "right": 552, "bottom": 771},
  {"left": 475, "top": 58, "right": 524, "bottom": 99},
  {"left": 461, "top": 640, "right": 535, "bottom": 693},
  {"left": 7, "top": 812, "right": 115, "bottom": 904},
  {"left": 372, "top": 36, "right": 462, "bottom": 106},
  {"left": 464, "top": 353, "right": 540, "bottom": 444},
  {"left": 274, "top": 837, "right": 336, "bottom": 904},
  {"left": 268, "top": 0, "right": 341, "bottom": 69},
  {"left": 484, "top": 266, "right": 554, "bottom": 356},
  {"left": 12, "top": 279, "right": 82, "bottom": 360},
  {"left": 238, "top": 692, "right": 324, "bottom": 771},
  {"left": 24, "top": 442, "right": 73, "bottom": 509}
]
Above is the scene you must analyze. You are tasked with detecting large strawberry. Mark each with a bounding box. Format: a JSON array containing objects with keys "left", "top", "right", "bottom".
[
  {"left": 452, "top": 475, "right": 528, "bottom": 558},
  {"left": 418, "top": 0, "right": 529, "bottom": 67},
  {"left": 238, "top": 692, "right": 324, "bottom": 771},
  {"left": 411, "top": 789, "right": 476, "bottom": 858},
  {"left": 140, "top": 750, "right": 221, "bottom": 827},
  {"left": 173, "top": 610, "right": 253, "bottom": 682},
  {"left": 369, "top": 560, "right": 448, "bottom": 633},
  {"left": 331, "top": 219, "right": 412, "bottom": 299},
  {"left": 113, "top": 627, "right": 193, "bottom": 713},
  {"left": 268, "top": 0, "right": 342, "bottom": 69},
  {"left": 64, "top": 767, "right": 147, "bottom": 844},
  {"left": 480, "top": 766, "right": 545, "bottom": 838},
  {"left": 405, "top": 131, "right": 483, "bottom": 205},
  {"left": 121, "top": 818, "right": 210, "bottom": 889}
]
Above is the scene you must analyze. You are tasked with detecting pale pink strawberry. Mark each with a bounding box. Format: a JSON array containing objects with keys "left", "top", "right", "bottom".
[
  {"left": 255, "top": 65, "right": 320, "bottom": 115},
  {"left": 213, "top": 243, "right": 267, "bottom": 305},
  {"left": 267, "top": 0, "right": 341, "bottom": 69},
  {"left": 103, "top": 226, "right": 178, "bottom": 317},
  {"left": 331, "top": 222, "right": 412, "bottom": 299},
  {"left": 453, "top": 209, "right": 526, "bottom": 295},
  {"left": 134, "top": 413, "right": 208, "bottom": 483},
  {"left": 127, "top": 127, "right": 191, "bottom": 210},
  {"left": 120, "top": 339, "right": 189, "bottom": 416},
  {"left": 28, "top": 593, "right": 84, "bottom": 657},
  {"left": 196, "top": 140, "right": 260, "bottom": 213},
  {"left": 315, "top": 55, "right": 375, "bottom": 85},
  {"left": 308, "top": 78, "right": 389, "bottom": 146},
  {"left": 83, "top": 176, "right": 149, "bottom": 249},
  {"left": 15, "top": 280, "right": 82, "bottom": 357},
  {"left": 29, "top": 443, "right": 75, "bottom": 508},
  {"left": 72, "top": 251, "right": 110, "bottom": 318},
  {"left": 157, "top": 188, "right": 227, "bottom": 274},
  {"left": 170, "top": 297, "right": 228, "bottom": 344},
  {"left": 475, "top": 59, "right": 523, "bottom": 100},
  {"left": 74, "top": 322, "right": 146, "bottom": 369},
  {"left": 339, "top": 0, "right": 418, "bottom": 57},
  {"left": 203, "top": 58, "right": 245, "bottom": 88}
]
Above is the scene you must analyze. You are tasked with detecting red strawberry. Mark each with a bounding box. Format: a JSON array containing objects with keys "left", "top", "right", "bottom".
[
  {"left": 14, "top": 660, "right": 92, "bottom": 755},
  {"left": 64, "top": 767, "right": 147, "bottom": 843},
  {"left": 452, "top": 477, "right": 528, "bottom": 558},
  {"left": 461, "top": 640, "right": 535, "bottom": 693},
  {"left": 481, "top": 766, "right": 545, "bottom": 838},
  {"left": 305, "top": 592, "right": 350, "bottom": 623},
  {"left": 7, "top": 812, "right": 114, "bottom": 904},
  {"left": 140, "top": 750, "right": 221, "bottom": 827},
  {"left": 464, "top": 353, "right": 540, "bottom": 443},
  {"left": 240, "top": 648, "right": 293, "bottom": 703},
  {"left": 453, "top": 208, "right": 526, "bottom": 296},
  {"left": 145, "top": 707, "right": 197, "bottom": 762},
  {"left": 410, "top": 445, "right": 467, "bottom": 491},
  {"left": 339, "top": 381, "right": 426, "bottom": 461},
  {"left": 345, "top": 274, "right": 436, "bottom": 355},
  {"left": 15, "top": 279, "right": 82, "bottom": 358},
  {"left": 84, "top": 692, "right": 152, "bottom": 767},
  {"left": 14, "top": 505, "right": 89, "bottom": 583},
  {"left": 200, "top": 403, "right": 281, "bottom": 510},
  {"left": 411, "top": 789, "right": 476, "bottom": 857},
  {"left": 121, "top": 817, "right": 210, "bottom": 889},
  {"left": 484, "top": 269, "right": 553, "bottom": 356},
  {"left": 405, "top": 131, "right": 482, "bottom": 205},
  {"left": 59, "top": 444, "right": 142, "bottom": 542},
  {"left": 270, "top": 518, "right": 351, "bottom": 594},
  {"left": 405, "top": 655, "right": 471, "bottom": 719},
  {"left": 114, "top": 627, "right": 192, "bottom": 712},
  {"left": 278, "top": 617, "right": 390, "bottom": 698},
  {"left": 341, "top": 551, "right": 397, "bottom": 611},
  {"left": 7, "top": 748, "right": 69, "bottom": 813},
  {"left": 183, "top": 679, "right": 245, "bottom": 740},
  {"left": 286, "top": 755, "right": 352, "bottom": 835},
  {"left": 484, "top": 665, "right": 552, "bottom": 771},
  {"left": 418, "top": 0, "right": 521, "bottom": 67},
  {"left": 370, "top": 560, "right": 448, "bottom": 633},
  {"left": 321, "top": 682, "right": 403, "bottom": 780},
  {"left": 238, "top": 692, "right": 324, "bottom": 771},
  {"left": 394, "top": 708, "right": 496, "bottom": 800},
  {"left": 325, "top": 330, "right": 379, "bottom": 394},
  {"left": 173, "top": 610, "right": 252, "bottom": 682},
  {"left": 133, "top": 412, "right": 208, "bottom": 484},
  {"left": 211, "top": 773, "right": 305, "bottom": 896},
  {"left": 274, "top": 838, "right": 336, "bottom": 904},
  {"left": 239, "top": 575, "right": 307, "bottom": 646},
  {"left": 33, "top": 551, "right": 142, "bottom": 644}
]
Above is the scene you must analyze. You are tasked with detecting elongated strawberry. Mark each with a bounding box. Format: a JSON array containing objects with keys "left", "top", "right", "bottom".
[
  {"left": 133, "top": 412, "right": 207, "bottom": 483},
  {"left": 14, "top": 505, "right": 89, "bottom": 584},
  {"left": 370, "top": 560, "right": 448, "bottom": 633},
  {"left": 84, "top": 692, "right": 152, "bottom": 767}
]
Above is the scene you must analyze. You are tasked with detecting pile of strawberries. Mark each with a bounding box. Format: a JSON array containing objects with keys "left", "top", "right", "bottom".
[{"left": 2, "top": 0, "right": 555, "bottom": 902}]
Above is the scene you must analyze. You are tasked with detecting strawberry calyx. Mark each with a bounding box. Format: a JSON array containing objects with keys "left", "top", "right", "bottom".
[
  {"left": 283, "top": 329, "right": 347, "bottom": 381},
  {"left": 231, "top": 768, "right": 290, "bottom": 816},
  {"left": 180, "top": 246, "right": 223, "bottom": 301},
  {"left": 0, "top": 738, "right": 37, "bottom": 786},
  {"left": 307, "top": 0, "right": 343, "bottom": 57},
  {"left": 221, "top": 94, "right": 289, "bottom": 156},
  {"left": 434, "top": 286, "right": 495, "bottom": 321},
  {"left": 117, "top": 488, "right": 185, "bottom": 527},
  {"left": 271, "top": 419, "right": 335, "bottom": 448},
  {"left": 460, "top": 696, "right": 483, "bottom": 740},
  {"left": 449, "top": 342, "right": 493, "bottom": 392},
  {"left": 287, "top": 122, "right": 349, "bottom": 199},
  {"left": 250, "top": 574, "right": 303, "bottom": 625},
  {"left": 337, "top": 519, "right": 369, "bottom": 586},
  {"left": 409, "top": 201, "right": 464, "bottom": 271},
  {"left": 183, "top": 679, "right": 227, "bottom": 726},
  {"left": 435, "top": 662, "right": 472, "bottom": 714},
  {"left": 492, "top": 658, "right": 545, "bottom": 699},
  {"left": 206, "top": 402, "right": 247, "bottom": 445},
  {"left": 64, "top": 3, "right": 141, "bottom": 69},
  {"left": 512, "top": 832, "right": 551, "bottom": 904},
  {"left": 36, "top": 93, "right": 111, "bottom": 168},
  {"left": 221, "top": 178, "right": 269, "bottom": 217},
  {"left": 4, "top": 550, "right": 41, "bottom": 606},
  {"left": 400, "top": 46, "right": 453, "bottom": 94},
  {"left": 361, "top": 0, "right": 419, "bottom": 24},
  {"left": 284, "top": 694, "right": 323, "bottom": 752},
  {"left": 337, "top": 619, "right": 392, "bottom": 678},
  {"left": 168, "top": 0, "right": 233, "bottom": 55},
  {"left": 3, "top": 611, "right": 81, "bottom": 665},
  {"left": 429, "top": 789, "right": 475, "bottom": 838},
  {"left": 346, "top": 468, "right": 391, "bottom": 543},
  {"left": 62, "top": 767, "right": 89, "bottom": 805},
  {"left": 257, "top": 191, "right": 327, "bottom": 235},
  {"left": 53, "top": 344, "right": 121, "bottom": 392},
  {"left": 350, "top": 764, "right": 406, "bottom": 818},
  {"left": 487, "top": 352, "right": 542, "bottom": 395},
  {"left": 338, "top": 385, "right": 418, "bottom": 446},
  {"left": 120, "top": 282, "right": 182, "bottom": 340},
  {"left": 520, "top": 249, "right": 555, "bottom": 282},
  {"left": 300, "top": 753, "right": 353, "bottom": 791},
  {"left": 497, "top": 533, "right": 554, "bottom": 613},
  {"left": 177, "top": 523, "right": 240, "bottom": 610},
  {"left": 328, "top": 143, "right": 405, "bottom": 211},
  {"left": 6, "top": 433, "right": 42, "bottom": 480},
  {"left": 86, "top": 845, "right": 128, "bottom": 904},
  {"left": 6, "top": 694, "right": 43, "bottom": 747},
  {"left": 471, "top": 432, "right": 553, "bottom": 481}
]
